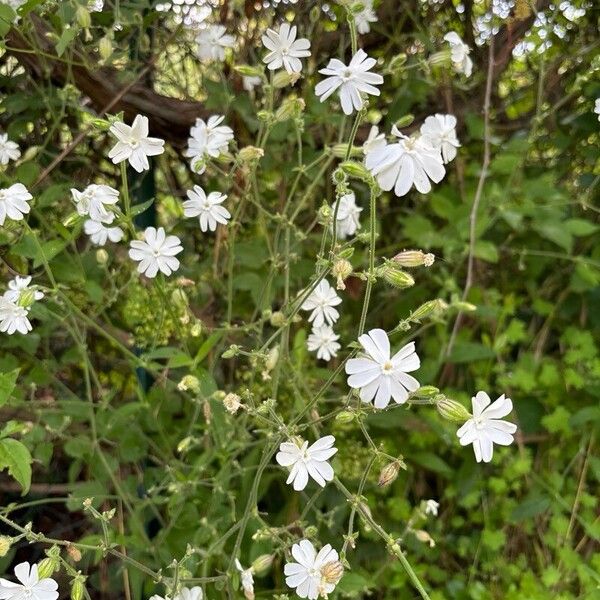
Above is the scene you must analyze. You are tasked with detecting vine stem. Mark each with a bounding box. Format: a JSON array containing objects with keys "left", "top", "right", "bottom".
[{"left": 357, "top": 186, "right": 377, "bottom": 336}]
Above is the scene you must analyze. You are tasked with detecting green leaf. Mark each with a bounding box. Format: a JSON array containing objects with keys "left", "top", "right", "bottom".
[
  {"left": 130, "top": 198, "right": 155, "bottom": 217},
  {"left": 474, "top": 240, "right": 499, "bottom": 263},
  {"left": 0, "top": 5, "right": 16, "bottom": 37},
  {"left": 0, "top": 438, "right": 32, "bottom": 495},
  {"left": 55, "top": 26, "right": 78, "bottom": 57},
  {"left": 564, "top": 218, "right": 598, "bottom": 237},
  {"left": 0, "top": 368, "right": 19, "bottom": 407}
]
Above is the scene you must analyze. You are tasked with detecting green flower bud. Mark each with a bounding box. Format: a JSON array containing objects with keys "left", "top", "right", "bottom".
[
  {"left": 251, "top": 553, "right": 274, "bottom": 575},
  {"left": 411, "top": 385, "right": 439, "bottom": 399},
  {"left": 275, "top": 96, "right": 305, "bottom": 122},
  {"left": 37, "top": 554, "right": 60, "bottom": 579},
  {"left": 76, "top": 6, "right": 91, "bottom": 28},
  {"left": 392, "top": 250, "right": 435, "bottom": 268},
  {"left": 388, "top": 53, "right": 408, "bottom": 72},
  {"left": 222, "top": 345, "right": 240, "bottom": 359},
  {"left": 234, "top": 64, "right": 264, "bottom": 77},
  {"left": 317, "top": 204, "right": 332, "bottom": 226},
  {"left": 177, "top": 375, "right": 201, "bottom": 394},
  {"left": 0, "top": 536, "right": 12, "bottom": 557},
  {"left": 410, "top": 299, "right": 447, "bottom": 322},
  {"left": 270, "top": 311, "right": 286, "bottom": 328},
  {"left": 96, "top": 249, "right": 109, "bottom": 265},
  {"left": 238, "top": 146, "right": 264, "bottom": 164},
  {"left": 99, "top": 36, "right": 113, "bottom": 61},
  {"left": 273, "top": 71, "right": 300, "bottom": 88},
  {"left": 395, "top": 114, "right": 415, "bottom": 129},
  {"left": 70, "top": 577, "right": 85, "bottom": 600},
  {"left": 331, "top": 143, "right": 361, "bottom": 159},
  {"left": 340, "top": 161, "right": 372, "bottom": 183},
  {"left": 436, "top": 396, "right": 471, "bottom": 423},
  {"left": 335, "top": 410, "right": 355, "bottom": 424},
  {"left": 378, "top": 461, "right": 401, "bottom": 487},
  {"left": 332, "top": 259, "right": 353, "bottom": 290},
  {"left": 381, "top": 264, "right": 415, "bottom": 289}
]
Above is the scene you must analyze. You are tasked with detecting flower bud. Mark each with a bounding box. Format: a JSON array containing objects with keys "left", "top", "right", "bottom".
[
  {"left": 332, "top": 259, "right": 353, "bottom": 290},
  {"left": 67, "top": 544, "right": 82, "bottom": 562},
  {"left": 70, "top": 577, "right": 85, "bottom": 600},
  {"left": 380, "top": 264, "right": 415, "bottom": 289},
  {"left": 251, "top": 553, "right": 274, "bottom": 575},
  {"left": 223, "top": 392, "right": 242, "bottom": 415},
  {"left": 395, "top": 114, "right": 415, "bottom": 129},
  {"left": 273, "top": 71, "right": 300, "bottom": 88},
  {"left": 171, "top": 288, "right": 188, "bottom": 309},
  {"left": 95, "top": 248, "right": 109, "bottom": 265},
  {"left": 320, "top": 560, "right": 344, "bottom": 584},
  {"left": 331, "top": 143, "right": 361, "bottom": 159},
  {"left": 0, "top": 536, "right": 12, "bottom": 557},
  {"left": 340, "top": 161, "right": 371, "bottom": 183},
  {"left": 98, "top": 36, "right": 113, "bottom": 61},
  {"left": 378, "top": 461, "right": 401, "bottom": 487},
  {"left": 453, "top": 300, "right": 477, "bottom": 312},
  {"left": 265, "top": 346, "right": 279, "bottom": 372},
  {"left": 37, "top": 556, "right": 60, "bottom": 579},
  {"left": 436, "top": 396, "right": 471, "bottom": 423},
  {"left": 414, "top": 529, "right": 435, "bottom": 547},
  {"left": 392, "top": 250, "right": 435, "bottom": 268},
  {"left": 76, "top": 6, "right": 91, "bottom": 28},
  {"left": 177, "top": 375, "right": 201, "bottom": 394},
  {"left": 234, "top": 64, "right": 264, "bottom": 77},
  {"left": 275, "top": 96, "right": 305, "bottom": 122},
  {"left": 222, "top": 345, "right": 240, "bottom": 359},
  {"left": 410, "top": 299, "right": 447, "bottom": 322},
  {"left": 388, "top": 53, "right": 408, "bottom": 73},
  {"left": 270, "top": 311, "right": 286, "bottom": 328},
  {"left": 429, "top": 49, "right": 452, "bottom": 67},
  {"left": 238, "top": 146, "right": 264, "bottom": 164},
  {"left": 411, "top": 385, "right": 439, "bottom": 399},
  {"left": 17, "top": 289, "right": 36, "bottom": 308},
  {"left": 190, "top": 321, "right": 202, "bottom": 337},
  {"left": 335, "top": 410, "right": 355, "bottom": 424},
  {"left": 317, "top": 204, "right": 332, "bottom": 226}
]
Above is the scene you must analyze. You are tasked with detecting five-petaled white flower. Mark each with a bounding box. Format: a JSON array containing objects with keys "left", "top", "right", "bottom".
[
  {"left": 0, "top": 297, "right": 31, "bottom": 335},
  {"left": 420, "top": 114, "right": 460, "bottom": 164},
  {"left": 0, "top": 133, "right": 21, "bottom": 165},
  {"left": 276, "top": 435, "right": 337, "bottom": 491},
  {"left": 84, "top": 219, "right": 124, "bottom": 246},
  {"left": 150, "top": 586, "right": 203, "bottom": 600},
  {"left": 183, "top": 185, "right": 230, "bottom": 232},
  {"left": 300, "top": 279, "right": 342, "bottom": 327},
  {"left": 195, "top": 24, "right": 234, "bottom": 62},
  {"left": 129, "top": 226, "right": 183, "bottom": 278},
  {"left": 184, "top": 115, "right": 233, "bottom": 174},
  {"left": 4, "top": 275, "right": 44, "bottom": 303},
  {"left": 333, "top": 192, "right": 362, "bottom": 239},
  {"left": 457, "top": 391, "right": 517, "bottom": 463},
  {"left": 595, "top": 98, "right": 600, "bottom": 121},
  {"left": 362, "top": 125, "right": 386, "bottom": 156},
  {"left": 345, "top": 328, "right": 420, "bottom": 408},
  {"left": 71, "top": 184, "right": 119, "bottom": 223},
  {"left": 284, "top": 539, "right": 343, "bottom": 600},
  {"left": 0, "top": 561, "right": 58, "bottom": 600},
  {"left": 355, "top": 0, "right": 377, "bottom": 34},
  {"left": 315, "top": 49, "right": 383, "bottom": 115},
  {"left": 307, "top": 324, "right": 340, "bottom": 361},
  {"left": 424, "top": 499, "right": 439, "bottom": 517},
  {"left": 235, "top": 560, "right": 255, "bottom": 600},
  {"left": 243, "top": 75, "right": 262, "bottom": 93},
  {"left": 444, "top": 31, "right": 473, "bottom": 77},
  {"left": 365, "top": 126, "right": 445, "bottom": 197},
  {"left": 108, "top": 114, "right": 165, "bottom": 173},
  {"left": 262, "top": 22, "right": 311, "bottom": 74},
  {"left": 0, "top": 183, "right": 32, "bottom": 226}
]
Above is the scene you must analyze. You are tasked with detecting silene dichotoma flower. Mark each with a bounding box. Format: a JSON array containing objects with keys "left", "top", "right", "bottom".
[
  {"left": 71, "top": 184, "right": 119, "bottom": 223},
  {"left": 235, "top": 560, "right": 255, "bottom": 600},
  {"left": 307, "top": 324, "right": 340, "bottom": 361},
  {"left": 276, "top": 435, "right": 337, "bottom": 491},
  {"left": 284, "top": 539, "right": 343, "bottom": 600},
  {"left": 457, "top": 391, "right": 517, "bottom": 463},
  {"left": 424, "top": 499, "right": 439, "bottom": 517},
  {"left": 108, "top": 114, "right": 165, "bottom": 173},
  {"left": 300, "top": 279, "right": 342, "bottom": 327},
  {"left": 195, "top": 24, "right": 234, "bottom": 62},
  {"left": 184, "top": 115, "right": 233, "bottom": 174},
  {"left": 0, "top": 297, "right": 31, "bottom": 335},
  {"left": 0, "top": 562, "right": 59, "bottom": 600},
  {"left": 345, "top": 328, "right": 420, "bottom": 408},
  {"left": 0, "top": 183, "right": 32, "bottom": 226},
  {"left": 183, "top": 185, "right": 230, "bottom": 232},
  {"left": 0, "top": 133, "right": 21, "bottom": 165},
  {"left": 150, "top": 586, "right": 203, "bottom": 600},
  {"left": 128, "top": 226, "right": 183, "bottom": 278},
  {"left": 262, "top": 22, "right": 311, "bottom": 74},
  {"left": 444, "top": 31, "right": 473, "bottom": 77},
  {"left": 315, "top": 49, "right": 383, "bottom": 115},
  {"left": 355, "top": 0, "right": 377, "bottom": 34},
  {"left": 362, "top": 125, "right": 386, "bottom": 156},
  {"left": 333, "top": 192, "right": 362, "bottom": 239},
  {"left": 365, "top": 126, "right": 445, "bottom": 197},
  {"left": 84, "top": 219, "right": 124, "bottom": 246},
  {"left": 4, "top": 275, "right": 44, "bottom": 303},
  {"left": 419, "top": 114, "right": 460, "bottom": 164}
]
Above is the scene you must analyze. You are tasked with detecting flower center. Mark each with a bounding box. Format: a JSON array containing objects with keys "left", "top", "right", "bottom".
[
  {"left": 0, "top": 191, "right": 5, "bottom": 200},
  {"left": 381, "top": 361, "right": 394, "bottom": 374},
  {"left": 129, "top": 138, "right": 140, "bottom": 148},
  {"left": 473, "top": 416, "right": 486, "bottom": 430}
]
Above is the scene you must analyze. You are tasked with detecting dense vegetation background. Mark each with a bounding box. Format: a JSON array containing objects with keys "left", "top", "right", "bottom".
[{"left": 0, "top": 0, "right": 599, "bottom": 599}]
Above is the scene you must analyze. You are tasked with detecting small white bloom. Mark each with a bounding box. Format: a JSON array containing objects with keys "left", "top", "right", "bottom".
[
  {"left": 284, "top": 539, "right": 343, "bottom": 599},
  {"left": 89, "top": 0, "right": 104, "bottom": 11},
  {"left": 128, "top": 226, "right": 183, "bottom": 278},
  {"left": 300, "top": 279, "right": 342, "bottom": 327},
  {"left": 262, "top": 22, "right": 311, "bottom": 74},
  {"left": 175, "top": 586, "right": 204, "bottom": 600},
  {"left": 0, "top": 562, "right": 58, "bottom": 600},
  {"left": 4, "top": 275, "right": 44, "bottom": 303},
  {"left": 362, "top": 125, "right": 386, "bottom": 155},
  {"left": 444, "top": 31, "right": 473, "bottom": 77},
  {"left": 108, "top": 114, "right": 165, "bottom": 173},
  {"left": 276, "top": 435, "right": 337, "bottom": 491},
  {"left": 0, "top": 297, "right": 31, "bottom": 335},
  {"left": 315, "top": 49, "right": 383, "bottom": 115},
  {"left": 355, "top": 0, "right": 377, "bottom": 34},
  {"left": 0, "top": 133, "right": 21, "bottom": 165},
  {"left": 420, "top": 114, "right": 460, "bottom": 164},
  {"left": 345, "top": 328, "right": 420, "bottom": 408},
  {"left": 184, "top": 115, "right": 233, "bottom": 174},
  {"left": 71, "top": 184, "right": 119, "bottom": 223},
  {"left": 424, "top": 499, "right": 439, "bottom": 517},
  {"left": 457, "top": 391, "right": 517, "bottom": 463},
  {"left": 0, "top": 183, "right": 32, "bottom": 225},
  {"left": 84, "top": 219, "right": 124, "bottom": 246},
  {"left": 195, "top": 24, "right": 234, "bottom": 62},
  {"left": 183, "top": 185, "right": 230, "bottom": 232},
  {"left": 333, "top": 192, "right": 362, "bottom": 239},
  {"left": 595, "top": 98, "right": 600, "bottom": 121},
  {"left": 365, "top": 126, "right": 445, "bottom": 197},
  {"left": 235, "top": 560, "right": 255, "bottom": 600},
  {"left": 307, "top": 324, "right": 340, "bottom": 361},
  {"left": 243, "top": 75, "right": 262, "bottom": 92}
]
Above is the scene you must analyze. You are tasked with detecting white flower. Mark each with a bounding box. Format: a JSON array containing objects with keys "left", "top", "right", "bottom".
[
  {"left": 71, "top": 184, "right": 119, "bottom": 223},
  {"left": 300, "top": 279, "right": 342, "bottom": 327},
  {"left": 184, "top": 115, "right": 233, "bottom": 174},
  {"left": 0, "top": 183, "right": 32, "bottom": 225},
  {"left": 345, "top": 328, "right": 420, "bottom": 408},
  {"left": 424, "top": 499, "right": 439, "bottom": 517},
  {"left": 4, "top": 275, "right": 44, "bottom": 303},
  {"left": 284, "top": 539, "right": 343, "bottom": 599},
  {"left": 420, "top": 114, "right": 460, "bottom": 164},
  {"left": 333, "top": 192, "right": 362, "bottom": 239},
  {"left": 444, "top": 31, "right": 473, "bottom": 77},
  {"left": 84, "top": 219, "right": 124, "bottom": 246},
  {"left": 195, "top": 24, "right": 234, "bottom": 62},
  {"left": 0, "top": 133, "right": 21, "bottom": 165},
  {"left": 365, "top": 126, "right": 445, "bottom": 197},
  {"left": 0, "top": 297, "right": 31, "bottom": 335},
  {"left": 457, "top": 391, "right": 517, "bottom": 463},
  {"left": 0, "top": 562, "right": 58, "bottom": 600},
  {"left": 355, "top": 0, "right": 377, "bottom": 34},
  {"left": 235, "top": 560, "right": 254, "bottom": 600},
  {"left": 108, "top": 114, "right": 165, "bottom": 173},
  {"left": 307, "top": 324, "right": 340, "bottom": 361},
  {"left": 175, "top": 587, "right": 204, "bottom": 600},
  {"left": 183, "top": 186, "right": 230, "bottom": 232},
  {"left": 128, "top": 226, "right": 183, "bottom": 278},
  {"left": 276, "top": 435, "right": 337, "bottom": 491},
  {"left": 89, "top": 0, "right": 104, "bottom": 10},
  {"left": 156, "top": 1, "right": 211, "bottom": 28},
  {"left": 315, "top": 49, "right": 383, "bottom": 115},
  {"left": 243, "top": 75, "right": 262, "bottom": 92},
  {"left": 262, "top": 22, "right": 311, "bottom": 74},
  {"left": 595, "top": 98, "right": 600, "bottom": 121},
  {"left": 362, "top": 125, "right": 386, "bottom": 155}
]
